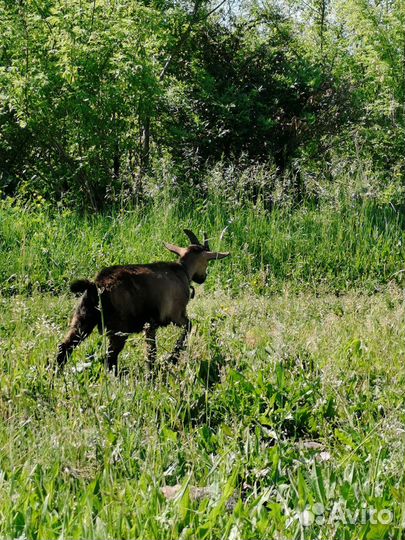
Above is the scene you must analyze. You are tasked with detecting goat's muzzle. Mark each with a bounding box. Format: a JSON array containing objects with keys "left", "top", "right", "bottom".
[{"left": 193, "top": 273, "right": 206, "bottom": 284}]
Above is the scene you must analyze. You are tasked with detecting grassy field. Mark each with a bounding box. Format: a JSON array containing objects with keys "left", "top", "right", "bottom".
[
  {"left": 1, "top": 196, "right": 405, "bottom": 296},
  {"left": 1, "top": 197, "right": 405, "bottom": 539}
]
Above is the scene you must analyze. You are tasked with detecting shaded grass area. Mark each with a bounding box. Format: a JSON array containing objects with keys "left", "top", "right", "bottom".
[
  {"left": 0, "top": 287, "right": 404, "bottom": 538},
  {"left": 1, "top": 196, "right": 405, "bottom": 295}
]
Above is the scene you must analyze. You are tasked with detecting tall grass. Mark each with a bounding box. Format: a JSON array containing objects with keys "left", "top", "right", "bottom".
[
  {"left": 1, "top": 190, "right": 404, "bottom": 295},
  {"left": 1, "top": 289, "right": 404, "bottom": 539},
  {"left": 1, "top": 175, "right": 405, "bottom": 538}
]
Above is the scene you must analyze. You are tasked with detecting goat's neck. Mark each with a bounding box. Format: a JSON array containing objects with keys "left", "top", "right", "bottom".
[{"left": 180, "top": 258, "right": 198, "bottom": 283}]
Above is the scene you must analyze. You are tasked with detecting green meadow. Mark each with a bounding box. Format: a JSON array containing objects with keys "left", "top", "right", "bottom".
[
  {"left": 1, "top": 197, "right": 405, "bottom": 539},
  {"left": 2, "top": 0, "right": 405, "bottom": 536}
]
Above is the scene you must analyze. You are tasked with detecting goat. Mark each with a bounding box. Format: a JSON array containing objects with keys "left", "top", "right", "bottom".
[{"left": 56, "top": 229, "right": 229, "bottom": 374}]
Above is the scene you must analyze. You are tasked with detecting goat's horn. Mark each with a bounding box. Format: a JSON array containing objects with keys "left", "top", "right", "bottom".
[
  {"left": 203, "top": 232, "right": 210, "bottom": 250},
  {"left": 183, "top": 229, "right": 201, "bottom": 245}
]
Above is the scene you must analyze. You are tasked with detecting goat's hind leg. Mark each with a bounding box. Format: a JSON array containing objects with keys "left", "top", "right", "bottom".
[
  {"left": 169, "top": 317, "right": 192, "bottom": 365},
  {"left": 56, "top": 316, "right": 97, "bottom": 372},
  {"left": 56, "top": 298, "right": 98, "bottom": 372}
]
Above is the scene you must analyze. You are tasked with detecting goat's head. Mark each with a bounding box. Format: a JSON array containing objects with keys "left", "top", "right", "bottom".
[{"left": 165, "top": 229, "right": 230, "bottom": 284}]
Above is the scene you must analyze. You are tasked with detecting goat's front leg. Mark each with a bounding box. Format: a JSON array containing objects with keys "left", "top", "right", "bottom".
[
  {"left": 144, "top": 322, "right": 157, "bottom": 371},
  {"left": 169, "top": 317, "right": 192, "bottom": 365}
]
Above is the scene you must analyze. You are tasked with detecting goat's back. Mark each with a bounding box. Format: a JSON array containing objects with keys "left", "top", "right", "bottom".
[{"left": 95, "top": 263, "right": 190, "bottom": 332}]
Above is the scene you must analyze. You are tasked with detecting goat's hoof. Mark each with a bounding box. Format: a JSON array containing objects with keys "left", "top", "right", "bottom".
[
  {"left": 145, "top": 367, "right": 156, "bottom": 381},
  {"left": 118, "top": 366, "right": 130, "bottom": 378},
  {"left": 47, "top": 362, "right": 62, "bottom": 377},
  {"left": 163, "top": 353, "right": 180, "bottom": 366}
]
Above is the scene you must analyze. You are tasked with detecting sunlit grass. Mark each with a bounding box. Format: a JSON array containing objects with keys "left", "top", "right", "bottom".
[
  {"left": 1, "top": 191, "right": 405, "bottom": 538},
  {"left": 1, "top": 195, "right": 405, "bottom": 296},
  {"left": 0, "top": 287, "right": 404, "bottom": 539}
]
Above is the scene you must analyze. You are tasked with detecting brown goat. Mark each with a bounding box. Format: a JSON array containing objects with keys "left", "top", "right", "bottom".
[{"left": 56, "top": 229, "right": 229, "bottom": 374}]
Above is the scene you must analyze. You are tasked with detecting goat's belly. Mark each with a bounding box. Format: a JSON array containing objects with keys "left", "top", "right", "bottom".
[
  {"left": 103, "top": 317, "right": 146, "bottom": 335},
  {"left": 100, "top": 303, "right": 147, "bottom": 334},
  {"left": 157, "top": 317, "right": 173, "bottom": 328},
  {"left": 101, "top": 288, "right": 158, "bottom": 334},
  {"left": 158, "top": 297, "right": 178, "bottom": 324}
]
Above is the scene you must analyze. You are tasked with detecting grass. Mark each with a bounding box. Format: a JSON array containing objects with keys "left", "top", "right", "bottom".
[
  {"left": 1, "top": 194, "right": 405, "bottom": 538},
  {"left": 1, "top": 287, "right": 405, "bottom": 538},
  {"left": 1, "top": 195, "right": 405, "bottom": 295}
]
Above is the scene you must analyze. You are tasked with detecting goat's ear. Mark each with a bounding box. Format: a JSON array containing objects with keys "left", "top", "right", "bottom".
[
  {"left": 164, "top": 243, "right": 186, "bottom": 257},
  {"left": 205, "top": 251, "right": 230, "bottom": 261}
]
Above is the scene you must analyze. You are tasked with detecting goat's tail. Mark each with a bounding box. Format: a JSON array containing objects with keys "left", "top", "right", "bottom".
[{"left": 70, "top": 279, "right": 99, "bottom": 304}]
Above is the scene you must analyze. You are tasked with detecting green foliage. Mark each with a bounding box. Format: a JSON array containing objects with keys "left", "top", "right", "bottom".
[
  {"left": 158, "top": 14, "right": 323, "bottom": 168},
  {"left": 2, "top": 0, "right": 404, "bottom": 206},
  {"left": 293, "top": 0, "right": 405, "bottom": 189},
  {"left": 0, "top": 0, "right": 167, "bottom": 206}
]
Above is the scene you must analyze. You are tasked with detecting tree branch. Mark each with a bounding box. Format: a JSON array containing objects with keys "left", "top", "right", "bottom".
[{"left": 160, "top": 0, "right": 228, "bottom": 81}]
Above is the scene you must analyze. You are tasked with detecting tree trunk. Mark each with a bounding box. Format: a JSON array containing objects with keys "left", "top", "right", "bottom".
[
  {"left": 141, "top": 117, "right": 150, "bottom": 174},
  {"left": 113, "top": 141, "right": 120, "bottom": 180},
  {"left": 319, "top": 0, "right": 326, "bottom": 55},
  {"left": 113, "top": 112, "right": 120, "bottom": 180}
]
